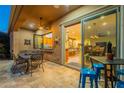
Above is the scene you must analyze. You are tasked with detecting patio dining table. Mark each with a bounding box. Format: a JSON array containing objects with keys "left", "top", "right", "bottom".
[
  {"left": 90, "top": 56, "right": 124, "bottom": 88},
  {"left": 18, "top": 52, "right": 44, "bottom": 73},
  {"left": 18, "top": 49, "right": 53, "bottom": 73}
]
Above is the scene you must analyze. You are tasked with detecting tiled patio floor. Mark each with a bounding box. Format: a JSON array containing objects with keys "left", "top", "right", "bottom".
[{"left": 0, "top": 60, "right": 104, "bottom": 88}]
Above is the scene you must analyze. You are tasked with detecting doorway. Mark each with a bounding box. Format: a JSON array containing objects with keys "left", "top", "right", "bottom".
[{"left": 64, "top": 23, "right": 82, "bottom": 69}]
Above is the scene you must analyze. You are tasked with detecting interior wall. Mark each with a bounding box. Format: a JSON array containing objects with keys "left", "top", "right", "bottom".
[{"left": 13, "top": 28, "right": 54, "bottom": 60}]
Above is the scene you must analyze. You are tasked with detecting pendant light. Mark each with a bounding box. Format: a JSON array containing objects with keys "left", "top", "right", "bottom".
[{"left": 38, "top": 17, "right": 44, "bottom": 30}]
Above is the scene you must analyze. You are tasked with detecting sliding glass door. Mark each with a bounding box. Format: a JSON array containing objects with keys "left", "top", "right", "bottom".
[{"left": 82, "top": 7, "right": 119, "bottom": 67}]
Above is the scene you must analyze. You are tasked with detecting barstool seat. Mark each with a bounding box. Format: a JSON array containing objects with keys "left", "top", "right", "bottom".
[{"left": 93, "top": 63, "right": 104, "bottom": 68}]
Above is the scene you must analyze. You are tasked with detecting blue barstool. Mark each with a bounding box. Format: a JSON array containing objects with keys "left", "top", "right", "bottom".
[
  {"left": 117, "top": 69, "right": 124, "bottom": 76},
  {"left": 90, "top": 58, "right": 104, "bottom": 80},
  {"left": 79, "top": 67, "right": 98, "bottom": 88},
  {"left": 115, "top": 69, "right": 124, "bottom": 88},
  {"left": 93, "top": 63, "right": 104, "bottom": 79},
  {"left": 116, "top": 80, "right": 124, "bottom": 88}
]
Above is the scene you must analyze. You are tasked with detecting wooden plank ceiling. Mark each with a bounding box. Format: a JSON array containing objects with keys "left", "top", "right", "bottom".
[{"left": 14, "top": 5, "right": 81, "bottom": 31}]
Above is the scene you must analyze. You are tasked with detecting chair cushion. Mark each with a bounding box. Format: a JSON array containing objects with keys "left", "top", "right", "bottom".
[
  {"left": 80, "top": 68, "right": 96, "bottom": 76},
  {"left": 93, "top": 63, "right": 104, "bottom": 69}
]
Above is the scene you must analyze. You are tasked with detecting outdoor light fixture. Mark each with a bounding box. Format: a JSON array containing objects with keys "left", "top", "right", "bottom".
[
  {"left": 38, "top": 17, "right": 50, "bottom": 30},
  {"left": 40, "top": 17, "right": 43, "bottom": 28},
  {"left": 53, "top": 5, "right": 69, "bottom": 9},
  {"left": 65, "top": 5, "right": 69, "bottom": 8},
  {"left": 54, "top": 36, "right": 60, "bottom": 45}
]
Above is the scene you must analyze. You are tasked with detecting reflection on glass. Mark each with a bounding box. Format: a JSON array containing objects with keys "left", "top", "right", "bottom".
[
  {"left": 43, "top": 33, "right": 53, "bottom": 49},
  {"left": 34, "top": 33, "right": 53, "bottom": 49},
  {"left": 84, "top": 13, "right": 116, "bottom": 67},
  {"left": 34, "top": 35, "right": 43, "bottom": 48}
]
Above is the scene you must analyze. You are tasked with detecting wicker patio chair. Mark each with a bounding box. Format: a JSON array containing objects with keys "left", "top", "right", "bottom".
[{"left": 30, "top": 53, "right": 44, "bottom": 76}]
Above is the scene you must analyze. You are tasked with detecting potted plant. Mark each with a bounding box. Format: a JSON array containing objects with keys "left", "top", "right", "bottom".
[{"left": 107, "top": 41, "right": 113, "bottom": 60}]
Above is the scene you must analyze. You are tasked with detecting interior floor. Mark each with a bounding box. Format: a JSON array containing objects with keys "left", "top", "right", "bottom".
[
  {"left": 68, "top": 53, "right": 80, "bottom": 64},
  {"left": 66, "top": 53, "right": 81, "bottom": 70}
]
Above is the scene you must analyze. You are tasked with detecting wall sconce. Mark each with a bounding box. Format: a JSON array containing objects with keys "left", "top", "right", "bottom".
[{"left": 24, "top": 39, "right": 31, "bottom": 45}]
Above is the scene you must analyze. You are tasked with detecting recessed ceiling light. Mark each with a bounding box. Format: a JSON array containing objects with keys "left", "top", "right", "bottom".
[
  {"left": 100, "top": 16, "right": 105, "bottom": 19},
  {"left": 29, "top": 23, "right": 35, "bottom": 28},
  {"left": 65, "top": 5, "right": 69, "bottom": 7},
  {"left": 65, "top": 5, "right": 69, "bottom": 11},
  {"left": 102, "top": 22, "right": 107, "bottom": 26},
  {"left": 53, "top": 5, "right": 60, "bottom": 9}
]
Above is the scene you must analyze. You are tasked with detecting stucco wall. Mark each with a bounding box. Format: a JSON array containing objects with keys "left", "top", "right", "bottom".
[
  {"left": 13, "top": 28, "right": 54, "bottom": 61},
  {"left": 13, "top": 29, "right": 34, "bottom": 56}
]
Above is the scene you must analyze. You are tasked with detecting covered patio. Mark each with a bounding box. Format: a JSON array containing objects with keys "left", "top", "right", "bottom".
[{"left": 3, "top": 5, "right": 124, "bottom": 88}]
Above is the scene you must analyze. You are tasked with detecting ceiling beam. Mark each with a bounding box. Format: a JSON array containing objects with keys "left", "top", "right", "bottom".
[{"left": 8, "top": 5, "right": 23, "bottom": 33}]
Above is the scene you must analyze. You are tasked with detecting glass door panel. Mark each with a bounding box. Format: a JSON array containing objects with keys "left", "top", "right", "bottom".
[
  {"left": 83, "top": 12, "right": 117, "bottom": 67},
  {"left": 34, "top": 35, "right": 43, "bottom": 49},
  {"left": 43, "top": 33, "right": 53, "bottom": 49}
]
